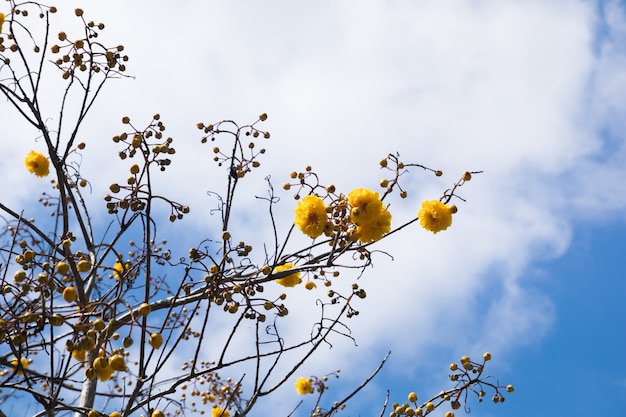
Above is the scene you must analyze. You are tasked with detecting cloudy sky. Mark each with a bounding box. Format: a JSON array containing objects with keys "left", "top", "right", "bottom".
[{"left": 3, "top": 1, "right": 625, "bottom": 416}]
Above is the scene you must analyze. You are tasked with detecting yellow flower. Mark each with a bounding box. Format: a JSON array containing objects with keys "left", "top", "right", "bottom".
[
  {"left": 304, "top": 281, "right": 317, "bottom": 290},
  {"left": 113, "top": 261, "right": 124, "bottom": 280},
  {"left": 212, "top": 407, "right": 230, "bottom": 417},
  {"left": 294, "top": 195, "right": 328, "bottom": 238},
  {"left": 348, "top": 188, "right": 383, "bottom": 226},
  {"left": 274, "top": 263, "right": 301, "bottom": 288},
  {"left": 356, "top": 206, "right": 392, "bottom": 243},
  {"left": 0, "top": 13, "right": 5, "bottom": 33},
  {"left": 9, "top": 357, "right": 29, "bottom": 375},
  {"left": 24, "top": 150, "right": 50, "bottom": 177},
  {"left": 72, "top": 349, "right": 86, "bottom": 362},
  {"left": 294, "top": 377, "right": 314, "bottom": 395},
  {"left": 418, "top": 200, "right": 453, "bottom": 234}
]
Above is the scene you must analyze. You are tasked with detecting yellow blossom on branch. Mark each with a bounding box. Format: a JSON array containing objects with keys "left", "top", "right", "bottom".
[
  {"left": 212, "top": 407, "right": 230, "bottom": 417},
  {"left": 0, "top": 12, "right": 5, "bottom": 33},
  {"left": 418, "top": 200, "right": 453, "bottom": 234},
  {"left": 294, "top": 195, "right": 328, "bottom": 238},
  {"left": 294, "top": 377, "right": 314, "bottom": 395},
  {"left": 356, "top": 206, "right": 392, "bottom": 243},
  {"left": 9, "top": 357, "right": 29, "bottom": 375},
  {"left": 24, "top": 150, "right": 50, "bottom": 177},
  {"left": 113, "top": 261, "right": 124, "bottom": 280},
  {"left": 348, "top": 188, "right": 383, "bottom": 226},
  {"left": 72, "top": 349, "right": 86, "bottom": 362},
  {"left": 274, "top": 263, "right": 301, "bottom": 287}
]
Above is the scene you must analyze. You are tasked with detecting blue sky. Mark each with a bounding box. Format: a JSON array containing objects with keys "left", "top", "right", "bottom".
[
  {"left": 2, "top": 1, "right": 625, "bottom": 416},
  {"left": 501, "top": 221, "right": 626, "bottom": 417}
]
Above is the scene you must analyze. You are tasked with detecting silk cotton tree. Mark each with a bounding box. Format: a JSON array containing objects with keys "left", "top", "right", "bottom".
[{"left": 0, "top": 3, "right": 513, "bottom": 417}]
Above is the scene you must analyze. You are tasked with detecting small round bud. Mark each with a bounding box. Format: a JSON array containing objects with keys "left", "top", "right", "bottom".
[
  {"left": 109, "top": 354, "right": 126, "bottom": 371},
  {"left": 483, "top": 352, "right": 491, "bottom": 361},
  {"left": 14, "top": 270, "right": 27, "bottom": 283},
  {"left": 131, "top": 134, "right": 142, "bottom": 148},
  {"left": 55, "top": 261, "right": 69, "bottom": 276},
  {"left": 121, "top": 116, "right": 130, "bottom": 124},
  {"left": 221, "top": 231, "right": 231, "bottom": 240},
  {"left": 138, "top": 303, "right": 151, "bottom": 317},
  {"left": 63, "top": 286, "right": 78, "bottom": 302},
  {"left": 93, "top": 318, "right": 105, "bottom": 331},
  {"left": 259, "top": 113, "right": 268, "bottom": 121},
  {"left": 379, "top": 158, "right": 388, "bottom": 168},
  {"left": 149, "top": 332, "right": 163, "bottom": 349},
  {"left": 77, "top": 259, "right": 91, "bottom": 273},
  {"left": 462, "top": 171, "right": 472, "bottom": 181},
  {"left": 74, "top": 8, "right": 84, "bottom": 17},
  {"left": 449, "top": 204, "right": 458, "bottom": 213},
  {"left": 435, "top": 170, "right": 443, "bottom": 176},
  {"left": 408, "top": 392, "right": 418, "bottom": 402},
  {"left": 506, "top": 384, "right": 514, "bottom": 392}
]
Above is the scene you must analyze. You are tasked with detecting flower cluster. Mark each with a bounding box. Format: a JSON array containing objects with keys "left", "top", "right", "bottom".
[
  {"left": 348, "top": 188, "right": 392, "bottom": 243},
  {"left": 24, "top": 150, "right": 50, "bottom": 177},
  {"left": 293, "top": 187, "right": 391, "bottom": 245}
]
